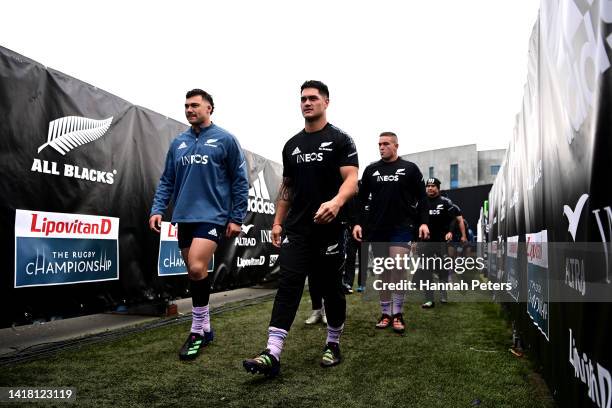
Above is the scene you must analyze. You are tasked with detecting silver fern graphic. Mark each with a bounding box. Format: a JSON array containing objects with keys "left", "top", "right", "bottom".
[{"left": 37, "top": 116, "right": 113, "bottom": 155}]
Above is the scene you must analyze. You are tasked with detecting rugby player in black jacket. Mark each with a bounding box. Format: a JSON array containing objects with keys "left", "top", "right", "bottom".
[
  {"left": 353, "top": 132, "right": 429, "bottom": 333},
  {"left": 419, "top": 177, "right": 466, "bottom": 308}
]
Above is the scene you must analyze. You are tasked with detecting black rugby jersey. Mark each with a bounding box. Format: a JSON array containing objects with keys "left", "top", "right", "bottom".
[
  {"left": 426, "top": 195, "right": 460, "bottom": 240},
  {"left": 282, "top": 123, "right": 358, "bottom": 236},
  {"left": 358, "top": 158, "right": 427, "bottom": 232}
]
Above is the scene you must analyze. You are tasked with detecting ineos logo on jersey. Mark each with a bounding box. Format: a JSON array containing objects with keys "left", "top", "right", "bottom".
[
  {"left": 248, "top": 170, "right": 276, "bottom": 214},
  {"left": 377, "top": 175, "right": 399, "bottom": 182},
  {"left": 296, "top": 152, "right": 323, "bottom": 163},
  {"left": 180, "top": 154, "right": 209, "bottom": 166}
]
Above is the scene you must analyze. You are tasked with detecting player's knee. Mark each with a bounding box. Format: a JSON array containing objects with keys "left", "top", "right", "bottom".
[{"left": 187, "top": 263, "right": 208, "bottom": 279}]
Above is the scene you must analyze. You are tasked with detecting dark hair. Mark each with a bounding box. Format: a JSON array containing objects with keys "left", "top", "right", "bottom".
[
  {"left": 300, "top": 80, "right": 329, "bottom": 99},
  {"left": 379, "top": 131, "right": 398, "bottom": 138},
  {"left": 186, "top": 89, "right": 214, "bottom": 114}
]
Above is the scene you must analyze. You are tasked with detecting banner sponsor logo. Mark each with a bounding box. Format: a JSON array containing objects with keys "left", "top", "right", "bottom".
[
  {"left": 38, "top": 116, "right": 113, "bottom": 155},
  {"left": 526, "top": 230, "right": 549, "bottom": 341},
  {"left": 564, "top": 194, "right": 589, "bottom": 241},
  {"left": 31, "top": 116, "right": 117, "bottom": 185},
  {"left": 505, "top": 236, "right": 520, "bottom": 301},
  {"left": 14, "top": 209, "right": 119, "bottom": 287},
  {"left": 592, "top": 203, "right": 612, "bottom": 284},
  {"left": 269, "top": 254, "right": 279, "bottom": 267},
  {"left": 563, "top": 194, "right": 589, "bottom": 295},
  {"left": 541, "top": 1, "right": 612, "bottom": 145},
  {"left": 234, "top": 224, "right": 257, "bottom": 247},
  {"left": 261, "top": 230, "right": 273, "bottom": 243},
  {"left": 237, "top": 256, "right": 265, "bottom": 268},
  {"left": 568, "top": 328, "right": 611, "bottom": 408},
  {"left": 157, "top": 222, "right": 213, "bottom": 276},
  {"left": 248, "top": 170, "right": 275, "bottom": 214}
]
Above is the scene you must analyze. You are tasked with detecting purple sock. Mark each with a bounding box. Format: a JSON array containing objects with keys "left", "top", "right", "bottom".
[
  {"left": 191, "top": 305, "right": 210, "bottom": 335},
  {"left": 267, "top": 327, "right": 288, "bottom": 361},
  {"left": 392, "top": 293, "right": 404, "bottom": 315},
  {"left": 326, "top": 324, "right": 344, "bottom": 344},
  {"left": 380, "top": 301, "right": 392, "bottom": 316}
]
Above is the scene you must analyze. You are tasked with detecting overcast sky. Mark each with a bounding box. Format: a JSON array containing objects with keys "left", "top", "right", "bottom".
[{"left": 1, "top": 1, "right": 540, "bottom": 169}]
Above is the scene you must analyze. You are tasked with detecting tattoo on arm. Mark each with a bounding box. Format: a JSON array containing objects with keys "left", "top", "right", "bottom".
[{"left": 278, "top": 177, "right": 293, "bottom": 202}]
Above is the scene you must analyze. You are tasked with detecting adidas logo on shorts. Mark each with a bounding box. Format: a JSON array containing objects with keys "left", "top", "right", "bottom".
[{"left": 208, "top": 228, "right": 218, "bottom": 237}]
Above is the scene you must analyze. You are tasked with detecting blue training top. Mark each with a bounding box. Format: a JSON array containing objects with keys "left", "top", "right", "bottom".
[{"left": 150, "top": 123, "right": 249, "bottom": 225}]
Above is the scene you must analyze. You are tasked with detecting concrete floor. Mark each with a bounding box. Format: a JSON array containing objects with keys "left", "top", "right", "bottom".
[{"left": 0, "top": 287, "right": 276, "bottom": 355}]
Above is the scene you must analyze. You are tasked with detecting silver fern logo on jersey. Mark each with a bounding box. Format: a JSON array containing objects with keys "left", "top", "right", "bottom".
[
  {"left": 30, "top": 116, "right": 118, "bottom": 185},
  {"left": 38, "top": 116, "right": 113, "bottom": 155}
]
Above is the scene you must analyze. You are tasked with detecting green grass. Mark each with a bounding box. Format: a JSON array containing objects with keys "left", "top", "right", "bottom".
[{"left": 1, "top": 293, "right": 555, "bottom": 408}]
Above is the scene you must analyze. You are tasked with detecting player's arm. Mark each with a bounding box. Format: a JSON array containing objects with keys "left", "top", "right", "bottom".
[
  {"left": 149, "top": 146, "right": 176, "bottom": 233},
  {"left": 271, "top": 176, "right": 293, "bottom": 247},
  {"left": 412, "top": 168, "right": 430, "bottom": 240},
  {"left": 225, "top": 136, "right": 249, "bottom": 238},
  {"left": 353, "top": 173, "right": 370, "bottom": 242},
  {"left": 456, "top": 215, "right": 467, "bottom": 243},
  {"left": 314, "top": 165, "right": 358, "bottom": 224}
]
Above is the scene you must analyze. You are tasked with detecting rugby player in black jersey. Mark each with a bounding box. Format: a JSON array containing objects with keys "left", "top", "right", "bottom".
[
  {"left": 352, "top": 132, "right": 430, "bottom": 333},
  {"left": 243, "top": 81, "right": 359, "bottom": 377},
  {"left": 419, "top": 177, "right": 466, "bottom": 308}
]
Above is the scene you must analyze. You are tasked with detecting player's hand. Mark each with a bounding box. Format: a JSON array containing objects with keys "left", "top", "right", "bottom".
[
  {"left": 445, "top": 232, "right": 453, "bottom": 242},
  {"left": 272, "top": 224, "right": 283, "bottom": 248},
  {"left": 418, "top": 224, "right": 430, "bottom": 240},
  {"left": 314, "top": 199, "right": 340, "bottom": 224},
  {"left": 149, "top": 214, "right": 162, "bottom": 233},
  {"left": 226, "top": 222, "right": 241, "bottom": 238},
  {"left": 460, "top": 235, "right": 468, "bottom": 244},
  {"left": 352, "top": 225, "right": 363, "bottom": 242}
]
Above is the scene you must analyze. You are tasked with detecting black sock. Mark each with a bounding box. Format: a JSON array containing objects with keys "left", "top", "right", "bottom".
[{"left": 190, "top": 275, "right": 210, "bottom": 307}]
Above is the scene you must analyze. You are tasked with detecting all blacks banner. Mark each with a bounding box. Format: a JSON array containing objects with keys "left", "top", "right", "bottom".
[
  {"left": 487, "top": 1, "right": 612, "bottom": 407},
  {"left": 0, "top": 45, "right": 281, "bottom": 327}
]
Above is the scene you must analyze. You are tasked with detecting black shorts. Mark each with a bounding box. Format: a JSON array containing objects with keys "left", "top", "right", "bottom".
[{"left": 177, "top": 222, "right": 223, "bottom": 248}]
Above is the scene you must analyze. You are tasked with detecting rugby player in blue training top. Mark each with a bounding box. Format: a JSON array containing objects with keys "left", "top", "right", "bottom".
[
  {"left": 149, "top": 89, "right": 249, "bottom": 361},
  {"left": 243, "top": 80, "right": 359, "bottom": 377}
]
